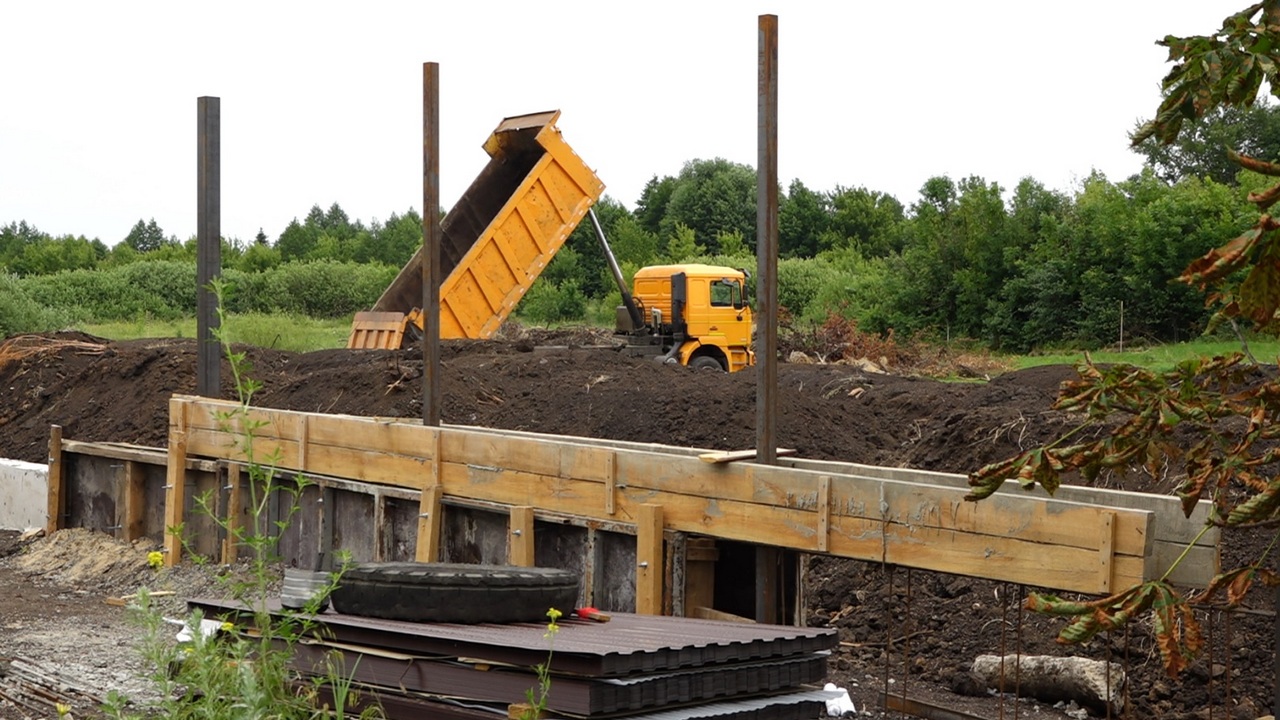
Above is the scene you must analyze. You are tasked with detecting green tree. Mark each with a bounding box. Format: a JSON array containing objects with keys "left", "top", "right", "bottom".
[
  {"left": 778, "top": 179, "right": 830, "bottom": 258},
  {"left": 123, "top": 218, "right": 171, "bottom": 253},
  {"left": 1132, "top": 102, "right": 1280, "bottom": 184},
  {"left": 659, "top": 158, "right": 757, "bottom": 253},
  {"left": 372, "top": 209, "right": 423, "bottom": 266},
  {"left": 825, "top": 186, "right": 905, "bottom": 258},
  {"left": 665, "top": 223, "right": 703, "bottom": 262},
  {"left": 276, "top": 218, "right": 318, "bottom": 261},
  {"left": 634, "top": 175, "right": 678, "bottom": 236}
]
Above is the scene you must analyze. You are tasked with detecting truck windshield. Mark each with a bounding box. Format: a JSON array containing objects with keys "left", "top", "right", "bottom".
[{"left": 710, "top": 279, "right": 740, "bottom": 307}]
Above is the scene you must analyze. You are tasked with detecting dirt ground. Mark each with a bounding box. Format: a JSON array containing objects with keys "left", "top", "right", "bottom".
[{"left": 0, "top": 332, "right": 1274, "bottom": 719}]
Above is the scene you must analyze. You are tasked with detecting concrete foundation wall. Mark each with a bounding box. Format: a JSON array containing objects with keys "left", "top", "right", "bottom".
[{"left": 0, "top": 459, "right": 47, "bottom": 530}]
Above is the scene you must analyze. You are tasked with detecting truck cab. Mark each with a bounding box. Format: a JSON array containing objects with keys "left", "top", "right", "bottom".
[{"left": 617, "top": 264, "right": 755, "bottom": 372}]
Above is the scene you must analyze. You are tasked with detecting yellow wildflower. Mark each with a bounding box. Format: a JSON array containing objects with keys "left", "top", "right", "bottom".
[
  {"left": 55, "top": 703, "right": 72, "bottom": 718},
  {"left": 220, "top": 621, "right": 234, "bottom": 633},
  {"left": 544, "top": 607, "right": 562, "bottom": 638},
  {"left": 146, "top": 551, "right": 164, "bottom": 569}
]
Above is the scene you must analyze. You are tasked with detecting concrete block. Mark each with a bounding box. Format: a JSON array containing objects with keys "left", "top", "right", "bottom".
[{"left": 0, "top": 459, "right": 47, "bottom": 530}]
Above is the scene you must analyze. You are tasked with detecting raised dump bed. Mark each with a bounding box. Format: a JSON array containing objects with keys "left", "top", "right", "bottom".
[{"left": 348, "top": 110, "right": 604, "bottom": 348}]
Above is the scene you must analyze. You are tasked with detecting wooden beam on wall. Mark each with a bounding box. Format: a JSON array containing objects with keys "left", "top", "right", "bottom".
[
  {"left": 509, "top": 506, "right": 535, "bottom": 567},
  {"left": 122, "top": 460, "right": 146, "bottom": 542},
  {"left": 416, "top": 484, "right": 442, "bottom": 562},
  {"left": 163, "top": 399, "right": 189, "bottom": 566},
  {"left": 221, "top": 463, "right": 242, "bottom": 565},
  {"left": 636, "top": 504, "right": 663, "bottom": 614}
]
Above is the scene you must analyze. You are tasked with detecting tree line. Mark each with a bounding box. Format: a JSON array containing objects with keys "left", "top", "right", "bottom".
[{"left": 3, "top": 103, "right": 1277, "bottom": 350}]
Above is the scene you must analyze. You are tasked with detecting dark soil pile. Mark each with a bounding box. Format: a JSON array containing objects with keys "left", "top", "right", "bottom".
[{"left": 0, "top": 333, "right": 1271, "bottom": 719}]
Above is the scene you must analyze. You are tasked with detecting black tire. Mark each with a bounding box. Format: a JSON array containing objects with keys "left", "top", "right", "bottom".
[
  {"left": 330, "top": 562, "right": 580, "bottom": 624},
  {"left": 689, "top": 355, "right": 725, "bottom": 371}
]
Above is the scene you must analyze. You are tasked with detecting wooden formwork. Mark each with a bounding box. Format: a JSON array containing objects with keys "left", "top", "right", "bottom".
[
  {"left": 43, "top": 394, "right": 1219, "bottom": 618},
  {"left": 165, "top": 396, "right": 1173, "bottom": 595}
]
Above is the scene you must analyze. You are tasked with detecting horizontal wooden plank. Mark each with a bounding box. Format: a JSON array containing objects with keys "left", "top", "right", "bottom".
[
  {"left": 699, "top": 448, "right": 796, "bottom": 464},
  {"left": 788, "top": 457, "right": 1216, "bottom": 546},
  {"left": 186, "top": 427, "right": 430, "bottom": 490},
  {"left": 62, "top": 439, "right": 218, "bottom": 472},
  {"left": 879, "top": 520, "right": 1145, "bottom": 592},
  {"left": 181, "top": 397, "right": 439, "bottom": 462}
]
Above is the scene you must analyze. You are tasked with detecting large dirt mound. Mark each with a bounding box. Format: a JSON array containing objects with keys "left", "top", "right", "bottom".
[{"left": 0, "top": 333, "right": 1077, "bottom": 472}]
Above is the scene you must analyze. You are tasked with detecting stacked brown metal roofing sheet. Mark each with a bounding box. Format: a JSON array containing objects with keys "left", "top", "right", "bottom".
[{"left": 191, "top": 599, "right": 838, "bottom": 719}]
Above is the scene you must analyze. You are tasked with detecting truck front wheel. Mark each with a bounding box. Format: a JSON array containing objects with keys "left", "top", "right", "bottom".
[{"left": 689, "top": 356, "right": 725, "bottom": 372}]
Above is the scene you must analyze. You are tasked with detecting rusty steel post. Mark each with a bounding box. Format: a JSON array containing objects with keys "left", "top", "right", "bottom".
[
  {"left": 421, "top": 63, "right": 441, "bottom": 427},
  {"left": 756, "top": 14, "right": 778, "bottom": 466},
  {"left": 196, "top": 96, "right": 221, "bottom": 398}
]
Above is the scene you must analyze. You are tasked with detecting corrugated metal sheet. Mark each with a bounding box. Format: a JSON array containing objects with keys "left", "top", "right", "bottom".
[
  {"left": 190, "top": 599, "right": 837, "bottom": 677},
  {"left": 316, "top": 684, "right": 838, "bottom": 720},
  {"left": 292, "top": 641, "right": 829, "bottom": 715}
]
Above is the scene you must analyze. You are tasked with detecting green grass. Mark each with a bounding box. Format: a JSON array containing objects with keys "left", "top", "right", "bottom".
[
  {"left": 81, "top": 313, "right": 352, "bottom": 352},
  {"left": 78, "top": 312, "right": 1280, "bottom": 372},
  {"left": 1013, "top": 338, "right": 1280, "bottom": 373}
]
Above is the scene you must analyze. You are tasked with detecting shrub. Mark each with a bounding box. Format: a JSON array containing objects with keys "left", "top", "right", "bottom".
[
  {"left": 0, "top": 273, "right": 69, "bottom": 337},
  {"left": 259, "top": 260, "right": 397, "bottom": 317},
  {"left": 519, "top": 279, "right": 588, "bottom": 324}
]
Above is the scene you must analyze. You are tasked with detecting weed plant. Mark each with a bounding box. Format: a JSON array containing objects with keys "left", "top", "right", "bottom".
[{"left": 103, "top": 279, "right": 379, "bottom": 720}]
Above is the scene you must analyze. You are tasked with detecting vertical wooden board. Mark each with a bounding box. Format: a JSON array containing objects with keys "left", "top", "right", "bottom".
[
  {"left": 384, "top": 497, "right": 420, "bottom": 562},
  {"left": 371, "top": 493, "right": 386, "bottom": 562},
  {"left": 816, "top": 476, "right": 831, "bottom": 553},
  {"left": 440, "top": 505, "right": 506, "bottom": 564},
  {"left": 604, "top": 451, "right": 616, "bottom": 516},
  {"left": 123, "top": 460, "right": 146, "bottom": 541},
  {"left": 46, "top": 425, "right": 63, "bottom": 533},
  {"left": 637, "top": 504, "right": 663, "bottom": 615},
  {"left": 594, "top": 530, "right": 637, "bottom": 613},
  {"left": 276, "top": 483, "right": 321, "bottom": 569},
  {"left": 1098, "top": 510, "right": 1116, "bottom": 594},
  {"left": 755, "top": 546, "right": 780, "bottom": 624},
  {"left": 143, "top": 463, "right": 169, "bottom": 541},
  {"left": 416, "top": 485, "right": 443, "bottom": 562},
  {"left": 684, "top": 537, "right": 718, "bottom": 614},
  {"left": 582, "top": 527, "right": 598, "bottom": 609},
  {"left": 164, "top": 399, "right": 189, "bottom": 566},
  {"left": 330, "top": 489, "right": 376, "bottom": 563},
  {"left": 186, "top": 469, "right": 222, "bottom": 559},
  {"left": 532, "top": 523, "right": 589, "bottom": 608},
  {"left": 508, "top": 506, "right": 536, "bottom": 567},
  {"left": 221, "top": 463, "right": 242, "bottom": 565}
]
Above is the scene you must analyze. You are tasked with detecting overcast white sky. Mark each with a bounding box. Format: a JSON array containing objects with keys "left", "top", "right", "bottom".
[{"left": 0, "top": 1, "right": 1248, "bottom": 245}]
